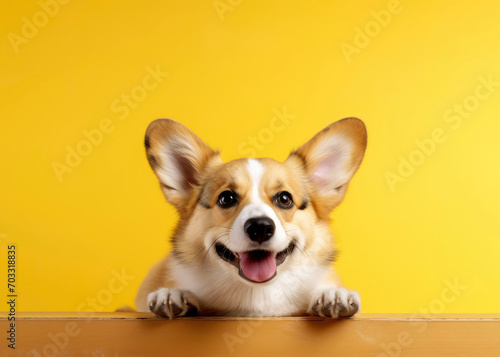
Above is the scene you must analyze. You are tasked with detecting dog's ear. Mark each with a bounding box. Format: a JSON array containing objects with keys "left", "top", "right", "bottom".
[
  {"left": 145, "top": 119, "right": 220, "bottom": 212},
  {"left": 286, "top": 118, "right": 367, "bottom": 217}
]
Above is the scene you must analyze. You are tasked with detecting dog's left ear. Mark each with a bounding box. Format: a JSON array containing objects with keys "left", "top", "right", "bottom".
[
  {"left": 286, "top": 118, "right": 367, "bottom": 216},
  {"left": 145, "top": 119, "right": 221, "bottom": 214}
]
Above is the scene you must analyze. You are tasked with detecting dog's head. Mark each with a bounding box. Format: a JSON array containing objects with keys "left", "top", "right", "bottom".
[{"left": 145, "top": 118, "right": 366, "bottom": 285}]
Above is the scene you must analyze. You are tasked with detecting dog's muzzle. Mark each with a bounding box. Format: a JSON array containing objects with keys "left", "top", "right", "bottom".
[{"left": 215, "top": 241, "right": 295, "bottom": 283}]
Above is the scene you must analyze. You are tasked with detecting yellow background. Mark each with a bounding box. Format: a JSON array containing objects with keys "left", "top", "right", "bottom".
[{"left": 1, "top": 0, "right": 499, "bottom": 313}]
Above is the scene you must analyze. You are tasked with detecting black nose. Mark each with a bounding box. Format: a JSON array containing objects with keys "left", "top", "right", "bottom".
[{"left": 244, "top": 217, "right": 275, "bottom": 243}]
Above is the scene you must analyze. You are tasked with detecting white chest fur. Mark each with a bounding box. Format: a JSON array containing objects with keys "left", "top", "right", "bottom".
[{"left": 170, "top": 258, "right": 330, "bottom": 316}]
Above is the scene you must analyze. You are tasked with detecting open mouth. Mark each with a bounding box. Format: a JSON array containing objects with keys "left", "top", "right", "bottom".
[{"left": 215, "top": 242, "right": 295, "bottom": 283}]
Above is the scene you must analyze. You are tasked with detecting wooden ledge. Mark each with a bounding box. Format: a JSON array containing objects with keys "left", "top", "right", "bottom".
[
  {"left": 3, "top": 313, "right": 500, "bottom": 356},
  {"left": 4, "top": 311, "right": 500, "bottom": 320}
]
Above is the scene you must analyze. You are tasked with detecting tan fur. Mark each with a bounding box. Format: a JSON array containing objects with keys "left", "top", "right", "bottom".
[{"left": 135, "top": 257, "right": 175, "bottom": 311}]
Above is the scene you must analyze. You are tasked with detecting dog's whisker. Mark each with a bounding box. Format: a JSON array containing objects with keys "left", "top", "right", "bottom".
[
  {"left": 300, "top": 244, "right": 336, "bottom": 267},
  {"left": 200, "top": 233, "right": 229, "bottom": 268},
  {"left": 189, "top": 244, "right": 208, "bottom": 262},
  {"left": 285, "top": 235, "right": 319, "bottom": 266}
]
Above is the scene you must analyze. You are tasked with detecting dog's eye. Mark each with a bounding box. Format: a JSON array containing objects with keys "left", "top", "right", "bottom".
[
  {"left": 217, "top": 190, "right": 238, "bottom": 208},
  {"left": 275, "top": 191, "right": 294, "bottom": 209}
]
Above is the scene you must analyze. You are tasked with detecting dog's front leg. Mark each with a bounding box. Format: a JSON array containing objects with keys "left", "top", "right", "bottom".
[
  {"left": 148, "top": 288, "right": 199, "bottom": 319},
  {"left": 307, "top": 287, "right": 360, "bottom": 318}
]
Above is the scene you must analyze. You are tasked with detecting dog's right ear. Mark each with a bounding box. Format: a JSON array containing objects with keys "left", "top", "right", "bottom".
[
  {"left": 286, "top": 118, "right": 367, "bottom": 218},
  {"left": 145, "top": 119, "right": 221, "bottom": 212}
]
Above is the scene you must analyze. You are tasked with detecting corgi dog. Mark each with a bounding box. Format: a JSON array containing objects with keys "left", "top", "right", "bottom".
[{"left": 135, "top": 117, "right": 367, "bottom": 318}]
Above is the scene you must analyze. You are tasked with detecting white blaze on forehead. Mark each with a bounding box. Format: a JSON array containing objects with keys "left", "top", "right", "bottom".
[
  {"left": 247, "top": 159, "right": 265, "bottom": 203},
  {"left": 225, "top": 159, "right": 288, "bottom": 252}
]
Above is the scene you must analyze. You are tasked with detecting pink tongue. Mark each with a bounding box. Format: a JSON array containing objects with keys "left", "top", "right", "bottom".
[{"left": 239, "top": 252, "right": 276, "bottom": 282}]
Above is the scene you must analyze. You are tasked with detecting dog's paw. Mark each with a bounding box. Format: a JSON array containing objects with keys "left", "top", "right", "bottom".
[
  {"left": 147, "top": 288, "right": 199, "bottom": 319},
  {"left": 308, "top": 287, "right": 360, "bottom": 318}
]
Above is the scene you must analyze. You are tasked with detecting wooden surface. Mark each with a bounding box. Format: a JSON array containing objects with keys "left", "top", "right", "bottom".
[{"left": 2, "top": 313, "right": 500, "bottom": 356}]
